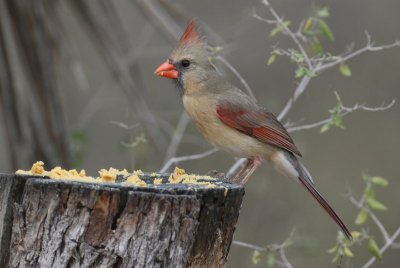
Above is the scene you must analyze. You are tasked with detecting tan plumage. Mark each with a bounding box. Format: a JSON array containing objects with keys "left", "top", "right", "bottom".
[{"left": 155, "top": 20, "right": 352, "bottom": 240}]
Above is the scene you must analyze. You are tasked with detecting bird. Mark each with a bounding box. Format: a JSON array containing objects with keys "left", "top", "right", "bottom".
[{"left": 154, "top": 20, "right": 352, "bottom": 240}]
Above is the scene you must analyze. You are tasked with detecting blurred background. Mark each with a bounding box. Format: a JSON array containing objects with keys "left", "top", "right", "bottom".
[{"left": 1, "top": 0, "right": 399, "bottom": 267}]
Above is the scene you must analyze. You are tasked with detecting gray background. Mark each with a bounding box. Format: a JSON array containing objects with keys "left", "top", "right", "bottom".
[{"left": 1, "top": 0, "right": 399, "bottom": 267}]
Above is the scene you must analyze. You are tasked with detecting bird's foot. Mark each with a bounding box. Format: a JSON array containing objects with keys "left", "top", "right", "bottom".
[{"left": 231, "top": 157, "right": 262, "bottom": 186}]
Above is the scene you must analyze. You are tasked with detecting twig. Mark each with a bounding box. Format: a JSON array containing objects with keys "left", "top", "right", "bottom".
[
  {"left": 278, "top": 230, "right": 295, "bottom": 268},
  {"left": 278, "top": 35, "right": 399, "bottom": 120},
  {"left": 232, "top": 240, "right": 268, "bottom": 252},
  {"left": 255, "top": 4, "right": 400, "bottom": 122},
  {"left": 231, "top": 241, "right": 288, "bottom": 267},
  {"left": 109, "top": 120, "right": 140, "bottom": 130},
  {"left": 70, "top": 1, "right": 170, "bottom": 151},
  {"left": 348, "top": 195, "right": 390, "bottom": 243},
  {"left": 255, "top": 0, "right": 315, "bottom": 120},
  {"left": 159, "top": 148, "right": 219, "bottom": 173},
  {"left": 227, "top": 158, "right": 247, "bottom": 179},
  {"left": 316, "top": 32, "right": 400, "bottom": 73},
  {"left": 162, "top": 113, "right": 191, "bottom": 164},
  {"left": 346, "top": 181, "right": 400, "bottom": 268},
  {"left": 134, "top": 0, "right": 181, "bottom": 42},
  {"left": 258, "top": 0, "right": 313, "bottom": 70},
  {"left": 361, "top": 227, "right": 400, "bottom": 268},
  {"left": 279, "top": 248, "right": 293, "bottom": 268},
  {"left": 286, "top": 98, "right": 395, "bottom": 133},
  {"left": 233, "top": 230, "right": 295, "bottom": 268},
  {"left": 215, "top": 55, "right": 255, "bottom": 101},
  {"left": 277, "top": 75, "right": 312, "bottom": 120},
  {"left": 120, "top": 133, "right": 147, "bottom": 148}
]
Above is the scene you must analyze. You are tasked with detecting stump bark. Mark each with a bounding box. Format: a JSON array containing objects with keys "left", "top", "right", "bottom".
[{"left": 0, "top": 173, "right": 244, "bottom": 268}]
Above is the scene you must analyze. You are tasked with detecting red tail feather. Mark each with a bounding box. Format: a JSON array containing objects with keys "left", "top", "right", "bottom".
[{"left": 298, "top": 175, "right": 353, "bottom": 240}]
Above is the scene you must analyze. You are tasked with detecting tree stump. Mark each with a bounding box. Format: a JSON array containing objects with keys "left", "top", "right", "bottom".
[{"left": 0, "top": 173, "right": 244, "bottom": 268}]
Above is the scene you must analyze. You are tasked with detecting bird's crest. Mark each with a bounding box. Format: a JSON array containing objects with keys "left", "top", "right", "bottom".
[
  {"left": 171, "top": 20, "right": 208, "bottom": 65},
  {"left": 178, "top": 20, "right": 203, "bottom": 46}
]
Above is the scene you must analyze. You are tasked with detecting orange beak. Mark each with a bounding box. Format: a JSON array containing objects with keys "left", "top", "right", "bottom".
[{"left": 154, "top": 60, "right": 179, "bottom": 79}]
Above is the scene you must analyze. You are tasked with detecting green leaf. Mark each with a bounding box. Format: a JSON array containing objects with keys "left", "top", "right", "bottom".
[
  {"left": 366, "top": 198, "right": 387, "bottom": 211},
  {"left": 267, "top": 54, "right": 276, "bottom": 65},
  {"left": 290, "top": 49, "right": 305, "bottom": 63},
  {"left": 303, "top": 18, "right": 314, "bottom": 33},
  {"left": 320, "top": 123, "right": 331, "bottom": 133},
  {"left": 207, "top": 45, "right": 224, "bottom": 53},
  {"left": 351, "top": 231, "right": 362, "bottom": 240},
  {"left": 355, "top": 209, "right": 368, "bottom": 225},
  {"left": 252, "top": 250, "right": 262, "bottom": 265},
  {"left": 304, "top": 68, "right": 316, "bottom": 77},
  {"left": 339, "top": 63, "right": 352, "bottom": 77},
  {"left": 267, "top": 252, "right": 275, "bottom": 267},
  {"left": 327, "top": 245, "right": 337, "bottom": 254},
  {"left": 312, "top": 39, "right": 323, "bottom": 55},
  {"left": 319, "top": 19, "right": 334, "bottom": 41},
  {"left": 371, "top": 176, "right": 388, "bottom": 187},
  {"left": 333, "top": 113, "right": 343, "bottom": 128},
  {"left": 332, "top": 253, "right": 340, "bottom": 263},
  {"left": 343, "top": 247, "right": 354, "bottom": 257},
  {"left": 316, "top": 7, "right": 330, "bottom": 18},
  {"left": 368, "top": 239, "right": 382, "bottom": 260},
  {"left": 362, "top": 171, "right": 370, "bottom": 182},
  {"left": 295, "top": 67, "right": 306, "bottom": 78},
  {"left": 365, "top": 187, "right": 375, "bottom": 199},
  {"left": 270, "top": 20, "right": 291, "bottom": 37},
  {"left": 337, "top": 246, "right": 344, "bottom": 256}
]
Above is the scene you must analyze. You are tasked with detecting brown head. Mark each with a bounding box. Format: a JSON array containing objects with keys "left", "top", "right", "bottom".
[{"left": 154, "top": 20, "right": 218, "bottom": 95}]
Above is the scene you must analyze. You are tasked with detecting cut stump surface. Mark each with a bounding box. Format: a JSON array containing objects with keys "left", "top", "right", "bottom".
[{"left": 0, "top": 173, "right": 244, "bottom": 268}]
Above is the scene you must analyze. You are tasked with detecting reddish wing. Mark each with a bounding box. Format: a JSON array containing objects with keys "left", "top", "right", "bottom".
[{"left": 216, "top": 102, "right": 302, "bottom": 156}]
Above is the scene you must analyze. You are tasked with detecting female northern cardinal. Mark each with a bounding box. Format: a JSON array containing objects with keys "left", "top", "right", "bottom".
[{"left": 155, "top": 21, "right": 352, "bottom": 240}]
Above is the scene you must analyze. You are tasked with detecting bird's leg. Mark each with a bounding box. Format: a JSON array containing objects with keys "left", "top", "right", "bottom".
[
  {"left": 232, "top": 157, "right": 262, "bottom": 185},
  {"left": 231, "top": 158, "right": 253, "bottom": 183}
]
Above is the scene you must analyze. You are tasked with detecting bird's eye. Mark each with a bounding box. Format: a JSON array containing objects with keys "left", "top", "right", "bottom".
[{"left": 181, "top": 59, "right": 191, "bottom": 68}]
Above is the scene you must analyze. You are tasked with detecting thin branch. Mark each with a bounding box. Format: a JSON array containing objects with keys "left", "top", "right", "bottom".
[
  {"left": 255, "top": 0, "right": 315, "bottom": 121},
  {"left": 277, "top": 75, "right": 312, "bottom": 120},
  {"left": 232, "top": 240, "right": 268, "bottom": 252},
  {"left": 279, "top": 248, "right": 293, "bottom": 268},
  {"left": 215, "top": 55, "right": 255, "bottom": 101},
  {"left": 316, "top": 32, "right": 400, "bottom": 73},
  {"left": 350, "top": 100, "right": 396, "bottom": 112},
  {"left": 227, "top": 158, "right": 247, "bottom": 179},
  {"left": 134, "top": 0, "right": 182, "bottom": 42},
  {"left": 120, "top": 133, "right": 147, "bottom": 149},
  {"left": 286, "top": 98, "right": 395, "bottom": 133},
  {"left": 258, "top": 0, "right": 313, "bottom": 70},
  {"left": 159, "top": 148, "right": 219, "bottom": 173},
  {"left": 346, "top": 181, "right": 400, "bottom": 268},
  {"left": 109, "top": 120, "right": 140, "bottom": 130},
  {"left": 162, "top": 112, "right": 191, "bottom": 164},
  {"left": 70, "top": 1, "right": 170, "bottom": 151},
  {"left": 348, "top": 196, "right": 390, "bottom": 242},
  {"left": 233, "top": 230, "right": 295, "bottom": 268},
  {"left": 286, "top": 117, "right": 331, "bottom": 133},
  {"left": 278, "top": 230, "right": 295, "bottom": 268},
  {"left": 255, "top": 10, "right": 400, "bottom": 121},
  {"left": 362, "top": 227, "right": 400, "bottom": 268},
  {"left": 294, "top": 20, "right": 308, "bottom": 43},
  {"left": 279, "top": 35, "right": 399, "bottom": 120}
]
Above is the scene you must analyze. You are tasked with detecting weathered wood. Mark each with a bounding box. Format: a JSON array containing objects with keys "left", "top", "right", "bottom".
[{"left": 0, "top": 174, "right": 244, "bottom": 268}]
